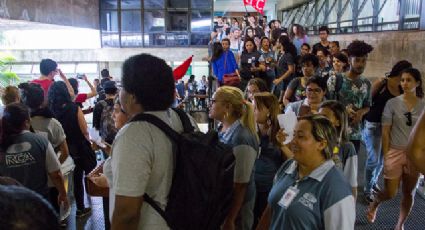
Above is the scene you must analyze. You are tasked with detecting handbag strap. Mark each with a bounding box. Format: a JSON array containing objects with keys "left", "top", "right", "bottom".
[{"left": 223, "top": 51, "right": 228, "bottom": 73}]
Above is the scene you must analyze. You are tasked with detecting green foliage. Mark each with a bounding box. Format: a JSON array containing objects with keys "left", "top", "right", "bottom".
[{"left": 0, "top": 52, "right": 19, "bottom": 87}]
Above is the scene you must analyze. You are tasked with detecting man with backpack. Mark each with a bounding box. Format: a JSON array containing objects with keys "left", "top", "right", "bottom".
[
  {"left": 107, "top": 54, "right": 235, "bottom": 230},
  {"left": 93, "top": 81, "right": 118, "bottom": 145}
]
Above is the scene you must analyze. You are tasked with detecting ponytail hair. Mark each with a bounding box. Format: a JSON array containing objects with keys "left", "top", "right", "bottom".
[
  {"left": 216, "top": 86, "right": 257, "bottom": 138},
  {"left": 2, "top": 103, "right": 30, "bottom": 149}
]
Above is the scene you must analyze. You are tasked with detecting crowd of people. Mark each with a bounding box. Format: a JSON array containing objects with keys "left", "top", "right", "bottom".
[{"left": 0, "top": 14, "right": 424, "bottom": 230}]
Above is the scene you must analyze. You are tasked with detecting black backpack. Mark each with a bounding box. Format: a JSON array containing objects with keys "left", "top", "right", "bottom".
[{"left": 130, "top": 108, "right": 235, "bottom": 230}]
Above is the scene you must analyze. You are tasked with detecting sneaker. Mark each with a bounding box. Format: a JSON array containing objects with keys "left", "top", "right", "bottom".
[
  {"left": 76, "top": 208, "right": 92, "bottom": 218},
  {"left": 364, "top": 192, "right": 374, "bottom": 203}
]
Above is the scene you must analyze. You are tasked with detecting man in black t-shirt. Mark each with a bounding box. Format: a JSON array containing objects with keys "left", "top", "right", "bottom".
[{"left": 312, "top": 26, "right": 331, "bottom": 55}]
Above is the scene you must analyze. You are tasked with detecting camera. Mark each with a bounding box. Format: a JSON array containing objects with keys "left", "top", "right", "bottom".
[{"left": 76, "top": 74, "right": 84, "bottom": 79}]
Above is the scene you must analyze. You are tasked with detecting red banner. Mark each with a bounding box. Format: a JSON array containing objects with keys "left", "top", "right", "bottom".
[
  {"left": 173, "top": 55, "right": 193, "bottom": 81},
  {"left": 243, "top": 0, "right": 267, "bottom": 15}
]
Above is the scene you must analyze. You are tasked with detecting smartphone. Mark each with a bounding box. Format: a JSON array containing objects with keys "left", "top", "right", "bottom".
[{"left": 76, "top": 74, "right": 84, "bottom": 79}]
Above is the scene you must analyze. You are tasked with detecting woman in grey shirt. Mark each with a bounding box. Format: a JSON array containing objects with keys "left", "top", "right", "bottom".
[{"left": 367, "top": 68, "right": 425, "bottom": 230}]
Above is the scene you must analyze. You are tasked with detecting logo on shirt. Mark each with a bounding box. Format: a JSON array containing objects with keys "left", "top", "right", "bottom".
[
  {"left": 5, "top": 152, "right": 36, "bottom": 167},
  {"left": 5, "top": 142, "right": 36, "bottom": 167},
  {"left": 298, "top": 192, "right": 317, "bottom": 210}
]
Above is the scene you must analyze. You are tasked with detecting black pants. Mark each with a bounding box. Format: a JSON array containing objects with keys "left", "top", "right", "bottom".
[
  {"left": 103, "top": 197, "right": 111, "bottom": 230},
  {"left": 49, "top": 187, "right": 60, "bottom": 212},
  {"left": 351, "top": 140, "right": 361, "bottom": 154},
  {"left": 73, "top": 160, "right": 85, "bottom": 210},
  {"left": 253, "top": 190, "right": 270, "bottom": 229}
]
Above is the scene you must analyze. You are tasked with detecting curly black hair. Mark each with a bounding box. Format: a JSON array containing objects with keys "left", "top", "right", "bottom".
[
  {"left": 18, "top": 82, "right": 45, "bottom": 110},
  {"left": 346, "top": 40, "right": 374, "bottom": 57},
  {"left": 300, "top": 53, "right": 319, "bottom": 68},
  {"left": 121, "top": 54, "right": 175, "bottom": 111}
]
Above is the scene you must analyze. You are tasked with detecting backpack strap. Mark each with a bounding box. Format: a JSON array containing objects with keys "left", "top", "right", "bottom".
[
  {"left": 142, "top": 194, "right": 168, "bottom": 223},
  {"left": 171, "top": 108, "right": 194, "bottom": 133},
  {"left": 129, "top": 113, "right": 181, "bottom": 227},
  {"left": 334, "top": 73, "right": 343, "bottom": 100},
  {"left": 129, "top": 113, "right": 180, "bottom": 142}
]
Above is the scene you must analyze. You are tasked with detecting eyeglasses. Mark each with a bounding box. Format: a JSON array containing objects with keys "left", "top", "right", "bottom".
[
  {"left": 404, "top": 112, "right": 412, "bottom": 126},
  {"left": 306, "top": 88, "right": 322, "bottom": 93}
]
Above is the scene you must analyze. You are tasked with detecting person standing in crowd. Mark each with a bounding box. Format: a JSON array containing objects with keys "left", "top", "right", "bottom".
[
  {"left": 229, "top": 27, "right": 244, "bottom": 62},
  {"left": 367, "top": 68, "right": 425, "bottom": 230},
  {"left": 362, "top": 60, "right": 412, "bottom": 202},
  {"left": 31, "top": 58, "right": 75, "bottom": 100},
  {"left": 285, "top": 76, "right": 327, "bottom": 117},
  {"left": 93, "top": 81, "right": 119, "bottom": 146},
  {"left": 294, "top": 43, "right": 312, "bottom": 77},
  {"left": 257, "top": 115, "right": 355, "bottom": 230},
  {"left": 327, "top": 40, "right": 373, "bottom": 153},
  {"left": 209, "top": 86, "right": 258, "bottom": 230},
  {"left": 211, "top": 40, "right": 240, "bottom": 86},
  {"left": 90, "top": 97, "right": 131, "bottom": 230},
  {"left": 290, "top": 24, "right": 309, "bottom": 55},
  {"left": 316, "top": 47, "right": 332, "bottom": 79},
  {"left": 312, "top": 26, "right": 331, "bottom": 55},
  {"left": 407, "top": 109, "right": 425, "bottom": 174},
  {"left": 331, "top": 52, "right": 350, "bottom": 74},
  {"left": 246, "top": 78, "right": 269, "bottom": 102},
  {"left": 18, "top": 82, "right": 70, "bottom": 213},
  {"left": 329, "top": 41, "right": 341, "bottom": 58},
  {"left": 283, "top": 53, "right": 319, "bottom": 106},
  {"left": 0, "top": 85, "right": 20, "bottom": 117},
  {"left": 69, "top": 74, "right": 98, "bottom": 107},
  {"left": 0, "top": 103, "right": 69, "bottom": 212},
  {"left": 244, "top": 15, "right": 265, "bottom": 38},
  {"left": 239, "top": 37, "right": 262, "bottom": 91},
  {"left": 319, "top": 101, "right": 358, "bottom": 199},
  {"left": 258, "top": 37, "right": 276, "bottom": 89},
  {"left": 252, "top": 92, "right": 285, "bottom": 229},
  {"left": 107, "top": 54, "right": 197, "bottom": 229},
  {"left": 273, "top": 36, "right": 296, "bottom": 99},
  {"left": 48, "top": 81, "right": 92, "bottom": 218}
]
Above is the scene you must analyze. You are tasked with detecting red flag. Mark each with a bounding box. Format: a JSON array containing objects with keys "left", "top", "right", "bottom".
[
  {"left": 243, "top": 0, "right": 267, "bottom": 15},
  {"left": 173, "top": 55, "right": 193, "bottom": 81}
]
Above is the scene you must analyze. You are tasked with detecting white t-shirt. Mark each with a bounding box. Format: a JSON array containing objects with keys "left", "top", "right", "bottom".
[{"left": 105, "top": 109, "right": 197, "bottom": 229}]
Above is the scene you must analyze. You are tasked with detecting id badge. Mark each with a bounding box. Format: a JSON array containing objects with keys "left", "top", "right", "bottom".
[
  {"left": 248, "top": 58, "right": 252, "bottom": 64},
  {"left": 278, "top": 186, "right": 300, "bottom": 208}
]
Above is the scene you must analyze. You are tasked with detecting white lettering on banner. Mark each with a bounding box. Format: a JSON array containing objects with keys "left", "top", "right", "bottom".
[
  {"left": 256, "top": 0, "right": 265, "bottom": 10},
  {"left": 244, "top": 0, "right": 253, "bottom": 5}
]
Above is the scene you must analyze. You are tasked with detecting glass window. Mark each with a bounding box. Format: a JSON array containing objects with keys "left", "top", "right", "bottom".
[
  {"left": 144, "top": 33, "right": 166, "bottom": 46},
  {"left": 305, "top": 1, "right": 316, "bottom": 26},
  {"left": 191, "top": 0, "right": 212, "bottom": 9},
  {"left": 57, "top": 64, "right": 76, "bottom": 74},
  {"left": 144, "top": 0, "right": 164, "bottom": 9},
  {"left": 190, "top": 33, "right": 209, "bottom": 46},
  {"left": 11, "top": 65, "right": 33, "bottom": 74},
  {"left": 101, "top": 0, "right": 118, "bottom": 9},
  {"left": 377, "top": 0, "right": 399, "bottom": 31},
  {"left": 121, "top": 0, "right": 141, "bottom": 9},
  {"left": 358, "top": 0, "right": 373, "bottom": 19},
  {"left": 121, "top": 10, "right": 142, "bottom": 46},
  {"left": 76, "top": 63, "right": 98, "bottom": 74},
  {"left": 167, "top": 12, "right": 188, "bottom": 31},
  {"left": 144, "top": 10, "right": 165, "bottom": 32},
  {"left": 100, "top": 10, "right": 120, "bottom": 47},
  {"left": 191, "top": 11, "right": 211, "bottom": 32},
  {"left": 315, "top": 0, "right": 326, "bottom": 25},
  {"left": 166, "top": 33, "right": 189, "bottom": 46},
  {"left": 168, "top": 0, "right": 188, "bottom": 8}
]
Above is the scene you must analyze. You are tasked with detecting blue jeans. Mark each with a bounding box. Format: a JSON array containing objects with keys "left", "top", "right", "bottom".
[{"left": 362, "top": 121, "right": 384, "bottom": 194}]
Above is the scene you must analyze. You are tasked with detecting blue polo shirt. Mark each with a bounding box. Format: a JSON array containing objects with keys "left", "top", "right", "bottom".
[{"left": 268, "top": 159, "right": 355, "bottom": 230}]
